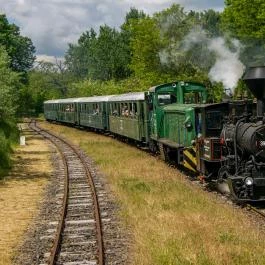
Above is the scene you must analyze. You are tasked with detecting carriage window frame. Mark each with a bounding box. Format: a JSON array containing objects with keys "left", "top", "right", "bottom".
[{"left": 157, "top": 93, "right": 177, "bottom": 106}]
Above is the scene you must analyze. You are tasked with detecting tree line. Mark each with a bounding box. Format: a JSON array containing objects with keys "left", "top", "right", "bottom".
[{"left": 0, "top": 14, "right": 35, "bottom": 175}]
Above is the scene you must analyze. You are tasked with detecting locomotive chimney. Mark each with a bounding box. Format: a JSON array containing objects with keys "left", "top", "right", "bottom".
[{"left": 243, "top": 66, "right": 265, "bottom": 117}]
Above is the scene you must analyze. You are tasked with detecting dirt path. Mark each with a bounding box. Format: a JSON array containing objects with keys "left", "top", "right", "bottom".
[{"left": 0, "top": 124, "right": 52, "bottom": 265}]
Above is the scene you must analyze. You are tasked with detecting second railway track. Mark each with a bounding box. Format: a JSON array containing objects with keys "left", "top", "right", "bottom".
[{"left": 30, "top": 121, "right": 104, "bottom": 265}]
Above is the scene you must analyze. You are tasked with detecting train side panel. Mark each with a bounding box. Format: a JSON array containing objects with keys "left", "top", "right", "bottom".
[
  {"left": 78, "top": 96, "right": 113, "bottom": 130},
  {"left": 44, "top": 103, "right": 58, "bottom": 121},
  {"left": 108, "top": 93, "right": 149, "bottom": 143}
]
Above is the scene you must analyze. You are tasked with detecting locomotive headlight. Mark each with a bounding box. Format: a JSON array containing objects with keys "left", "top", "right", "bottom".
[{"left": 245, "top": 177, "right": 254, "bottom": 186}]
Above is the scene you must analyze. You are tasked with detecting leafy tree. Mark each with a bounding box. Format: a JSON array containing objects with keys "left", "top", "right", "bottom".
[
  {"left": 90, "top": 25, "right": 125, "bottom": 80},
  {"left": 222, "top": 0, "right": 265, "bottom": 40},
  {"left": 65, "top": 28, "right": 97, "bottom": 79},
  {"left": 0, "top": 46, "right": 20, "bottom": 173},
  {"left": 129, "top": 16, "right": 162, "bottom": 79},
  {"left": 0, "top": 46, "right": 20, "bottom": 119},
  {"left": 197, "top": 9, "right": 221, "bottom": 37},
  {"left": 65, "top": 25, "right": 132, "bottom": 81},
  {"left": 0, "top": 14, "right": 35, "bottom": 73}
]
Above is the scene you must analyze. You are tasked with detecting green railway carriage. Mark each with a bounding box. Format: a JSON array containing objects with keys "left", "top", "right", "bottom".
[
  {"left": 108, "top": 92, "right": 150, "bottom": 143},
  {"left": 44, "top": 98, "right": 78, "bottom": 124},
  {"left": 77, "top": 95, "right": 113, "bottom": 130},
  {"left": 44, "top": 99, "right": 60, "bottom": 121}
]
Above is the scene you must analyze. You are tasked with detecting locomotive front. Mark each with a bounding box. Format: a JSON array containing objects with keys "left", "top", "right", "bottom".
[{"left": 220, "top": 66, "right": 265, "bottom": 201}]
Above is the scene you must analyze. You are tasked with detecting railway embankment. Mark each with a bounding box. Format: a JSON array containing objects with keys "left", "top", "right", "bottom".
[{"left": 40, "top": 121, "right": 265, "bottom": 265}]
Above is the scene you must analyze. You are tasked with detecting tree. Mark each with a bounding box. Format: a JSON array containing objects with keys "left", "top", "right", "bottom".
[
  {"left": 222, "top": 0, "right": 265, "bottom": 40},
  {"left": 197, "top": 9, "right": 221, "bottom": 37},
  {"left": 222, "top": 0, "right": 265, "bottom": 65},
  {"left": 65, "top": 28, "right": 97, "bottom": 79},
  {"left": 129, "top": 16, "right": 162, "bottom": 78},
  {"left": 0, "top": 46, "right": 21, "bottom": 172},
  {"left": 0, "top": 14, "right": 35, "bottom": 73},
  {"left": 0, "top": 46, "right": 20, "bottom": 119}
]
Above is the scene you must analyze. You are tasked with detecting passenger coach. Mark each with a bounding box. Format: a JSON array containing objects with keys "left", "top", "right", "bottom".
[{"left": 107, "top": 92, "right": 149, "bottom": 143}]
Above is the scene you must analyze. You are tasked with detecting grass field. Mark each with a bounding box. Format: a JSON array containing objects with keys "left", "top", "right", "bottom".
[
  {"left": 0, "top": 129, "right": 52, "bottom": 265},
  {"left": 41, "top": 121, "right": 265, "bottom": 265}
]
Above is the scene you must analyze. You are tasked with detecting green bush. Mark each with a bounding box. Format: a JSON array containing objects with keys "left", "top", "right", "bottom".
[{"left": 0, "top": 120, "right": 18, "bottom": 177}]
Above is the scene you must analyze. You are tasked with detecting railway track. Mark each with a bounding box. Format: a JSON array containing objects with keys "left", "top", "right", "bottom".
[
  {"left": 246, "top": 204, "right": 265, "bottom": 219},
  {"left": 30, "top": 120, "right": 104, "bottom": 265}
]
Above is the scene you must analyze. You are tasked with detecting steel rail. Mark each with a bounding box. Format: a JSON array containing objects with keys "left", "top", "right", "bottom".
[
  {"left": 31, "top": 120, "right": 104, "bottom": 265},
  {"left": 30, "top": 120, "right": 69, "bottom": 264},
  {"left": 246, "top": 204, "right": 265, "bottom": 219}
]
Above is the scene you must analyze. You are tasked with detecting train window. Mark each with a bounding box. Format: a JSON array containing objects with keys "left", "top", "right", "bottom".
[
  {"left": 93, "top": 103, "right": 100, "bottom": 114},
  {"left": 157, "top": 93, "right": 177, "bottom": 106},
  {"left": 185, "top": 92, "right": 202, "bottom": 104},
  {"left": 206, "top": 111, "right": 222, "bottom": 130},
  {"left": 122, "top": 103, "right": 129, "bottom": 117},
  {"left": 112, "top": 103, "right": 118, "bottom": 116}
]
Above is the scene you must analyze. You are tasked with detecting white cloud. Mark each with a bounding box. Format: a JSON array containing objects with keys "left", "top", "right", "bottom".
[
  {"left": 0, "top": 0, "right": 224, "bottom": 58},
  {"left": 36, "top": 54, "right": 64, "bottom": 64}
]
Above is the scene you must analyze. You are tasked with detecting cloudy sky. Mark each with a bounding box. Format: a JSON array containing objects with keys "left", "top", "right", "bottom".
[{"left": 0, "top": 0, "right": 224, "bottom": 62}]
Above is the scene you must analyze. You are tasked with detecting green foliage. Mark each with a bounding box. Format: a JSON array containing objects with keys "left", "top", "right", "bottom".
[
  {"left": 197, "top": 9, "right": 222, "bottom": 37},
  {"left": 0, "top": 47, "right": 20, "bottom": 175},
  {"left": 89, "top": 25, "right": 129, "bottom": 80},
  {"left": 129, "top": 16, "right": 161, "bottom": 77},
  {"left": 65, "top": 25, "right": 131, "bottom": 81},
  {"left": 0, "top": 14, "right": 35, "bottom": 74},
  {"left": 0, "top": 119, "right": 18, "bottom": 174},
  {"left": 0, "top": 47, "right": 21, "bottom": 119},
  {"left": 24, "top": 61, "right": 77, "bottom": 115},
  {"left": 222, "top": 0, "right": 265, "bottom": 68},
  {"left": 222, "top": 0, "right": 265, "bottom": 41}
]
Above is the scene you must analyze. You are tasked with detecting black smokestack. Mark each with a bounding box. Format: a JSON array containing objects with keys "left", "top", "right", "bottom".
[{"left": 243, "top": 66, "right": 265, "bottom": 116}]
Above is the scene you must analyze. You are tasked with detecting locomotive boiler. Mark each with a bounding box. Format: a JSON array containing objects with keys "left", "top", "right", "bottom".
[{"left": 219, "top": 66, "right": 265, "bottom": 201}]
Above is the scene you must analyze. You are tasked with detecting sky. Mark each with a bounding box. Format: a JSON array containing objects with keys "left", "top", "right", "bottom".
[{"left": 0, "top": 0, "right": 224, "bottom": 62}]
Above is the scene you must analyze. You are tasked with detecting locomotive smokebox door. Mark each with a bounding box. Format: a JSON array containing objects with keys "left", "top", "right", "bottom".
[{"left": 203, "top": 138, "right": 222, "bottom": 161}]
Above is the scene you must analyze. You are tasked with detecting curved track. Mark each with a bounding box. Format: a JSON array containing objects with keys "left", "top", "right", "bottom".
[{"left": 30, "top": 120, "right": 104, "bottom": 265}]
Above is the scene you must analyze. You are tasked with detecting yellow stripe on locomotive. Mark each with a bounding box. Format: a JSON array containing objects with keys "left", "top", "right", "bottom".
[{"left": 183, "top": 146, "right": 197, "bottom": 173}]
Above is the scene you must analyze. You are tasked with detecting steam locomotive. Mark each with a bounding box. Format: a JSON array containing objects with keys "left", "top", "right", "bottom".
[
  {"left": 44, "top": 66, "right": 265, "bottom": 202},
  {"left": 217, "top": 66, "right": 265, "bottom": 201}
]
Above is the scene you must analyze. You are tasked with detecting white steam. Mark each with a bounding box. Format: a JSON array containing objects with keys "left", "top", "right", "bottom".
[
  {"left": 207, "top": 38, "right": 245, "bottom": 93},
  {"left": 161, "top": 27, "right": 245, "bottom": 94}
]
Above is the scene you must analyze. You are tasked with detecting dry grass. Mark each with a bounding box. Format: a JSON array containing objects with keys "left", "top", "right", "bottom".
[
  {"left": 0, "top": 131, "right": 52, "bottom": 265},
  {"left": 41, "top": 122, "right": 265, "bottom": 265}
]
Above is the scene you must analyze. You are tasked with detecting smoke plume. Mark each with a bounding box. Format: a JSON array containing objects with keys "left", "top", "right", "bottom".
[
  {"left": 207, "top": 38, "right": 245, "bottom": 93},
  {"left": 160, "top": 27, "right": 245, "bottom": 94}
]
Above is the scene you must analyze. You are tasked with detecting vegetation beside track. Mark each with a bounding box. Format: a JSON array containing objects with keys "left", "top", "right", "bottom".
[
  {"left": 0, "top": 127, "right": 52, "bottom": 265},
  {"left": 41, "top": 121, "right": 265, "bottom": 265}
]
